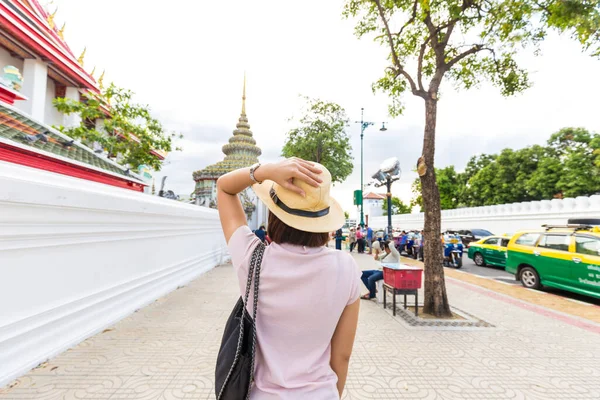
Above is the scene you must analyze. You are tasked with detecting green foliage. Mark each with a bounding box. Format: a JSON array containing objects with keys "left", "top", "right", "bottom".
[
  {"left": 411, "top": 128, "right": 600, "bottom": 207},
  {"left": 410, "top": 178, "right": 423, "bottom": 210},
  {"left": 383, "top": 196, "right": 412, "bottom": 215},
  {"left": 282, "top": 96, "right": 353, "bottom": 184},
  {"left": 410, "top": 166, "right": 462, "bottom": 210},
  {"left": 344, "top": 210, "right": 350, "bottom": 220},
  {"left": 344, "top": 1, "right": 600, "bottom": 115},
  {"left": 53, "top": 83, "right": 180, "bottom": 171}
]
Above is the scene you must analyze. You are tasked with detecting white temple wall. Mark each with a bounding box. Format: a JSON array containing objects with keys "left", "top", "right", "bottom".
[
  {"left": 0, "top": 47, "right": 24, "bottom": 75},
  {"left": 44, "top": 78, "right": 64, "bottom": 127},
  {"left": 0, "top": 161, "right": 229, "bottom": 387},
  {"left": 369, "top": 196, "right": 600, "bottom": 234},
  {"left": 20, "top": 59, "right": 48, "bottom": 121}
]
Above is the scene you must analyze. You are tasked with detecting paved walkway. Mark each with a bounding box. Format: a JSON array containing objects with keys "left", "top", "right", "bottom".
[{"left": 2, "top": 252, "right": 600, "bottom": 399}]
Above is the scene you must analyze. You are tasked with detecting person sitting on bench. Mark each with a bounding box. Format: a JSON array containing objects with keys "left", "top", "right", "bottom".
[{"left": 360, "top": 241, "right": 400, "bottom": 299}]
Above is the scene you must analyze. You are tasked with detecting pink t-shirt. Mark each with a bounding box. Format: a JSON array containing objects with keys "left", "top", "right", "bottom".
[{"left": 228, "top": 226, "right": 361, "bottom": 400}]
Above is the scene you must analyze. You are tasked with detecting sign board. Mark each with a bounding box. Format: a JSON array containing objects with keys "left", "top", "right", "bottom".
[{"left": 353, "top": 189, "right": 362, "bottom": 206}]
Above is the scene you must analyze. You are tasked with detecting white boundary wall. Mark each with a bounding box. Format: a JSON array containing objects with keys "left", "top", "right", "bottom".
[
  {"left": 0, "top": 161, "right": 228, "bottom": 386},
  {"left": 370, "top": 196, "right": 600, "bottom": 233}
]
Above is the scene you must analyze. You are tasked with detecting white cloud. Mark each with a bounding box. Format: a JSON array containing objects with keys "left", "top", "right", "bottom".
[{"left": 53, "top": 0, "right": 600, "bottom": 211}]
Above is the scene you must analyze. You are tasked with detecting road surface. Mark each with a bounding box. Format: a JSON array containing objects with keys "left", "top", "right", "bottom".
[{"left": 450, "top": 255, "right": 600, "bottom": 307}]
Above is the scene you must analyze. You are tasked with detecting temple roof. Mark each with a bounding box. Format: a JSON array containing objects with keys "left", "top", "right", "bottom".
[
  {"left": 193, "top": 75, "right": 261, "bottom": 182},
  {"left": 0, "top": 102, "right": 143, "bottom": 183},
  {"left": 0, "top": 0, "right": 98, "bottom": 90}
]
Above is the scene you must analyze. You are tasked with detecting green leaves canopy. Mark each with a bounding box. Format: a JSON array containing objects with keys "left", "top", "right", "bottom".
[
  {"left": 282, "top": 97, "right": 353, "bottom": 184},
  {"left": 344, "top": 0, "right": 600, "bottom": 115},
  {"left": 410, "top": 127, "right": 600, "bottom": 208},
  {"left": 53, "top": 84, "right": 179, "bottom": 171}
]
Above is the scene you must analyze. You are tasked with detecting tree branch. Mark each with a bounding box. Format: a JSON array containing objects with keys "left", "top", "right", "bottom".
[
  {"left": 417, "top": 38, "right": 430, "bottom": 92},
  {"left": 372, "top": 0, "right": 426, "bottom": 98},
  {"left": 445, "top": 44, "right": 485, "bottom": 70},
  {"left": 396, "top": 0, "right": 419, "bottom": 39},
  {"left": 424, "top": 12, "right": 445, "bottom": 67}
]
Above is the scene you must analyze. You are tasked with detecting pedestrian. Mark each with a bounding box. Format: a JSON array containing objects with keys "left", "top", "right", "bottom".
[
  {"left": 335, "top": 228, "right": 344, "bottom": 250},
  {"left": 215, "top": 158, "right": 361, "bottom": 399},
  {"left": 366, "top": 224, "right": 374, "bottom": 254},
  {"left": 356, "top": 226, "right": 365, "bottom": 253},
  {"left": 360, "top": 241, "right": 400, "bottom": 299},
  {"left": 349, "top": 227, "right": 357, "bottom": 252}
]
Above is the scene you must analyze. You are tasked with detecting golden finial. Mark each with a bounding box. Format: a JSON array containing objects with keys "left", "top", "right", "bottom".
[
  {"left": 47, "top": 8, "right": 57, "bottom": 30},
  {"left": 241, "top": 72, "right": 246, "bottom": 115},
  {"left": 90, "top": 66, "right": 96, "bottom": 77},
  {"left": 58, "top": 22, "right": 66, "bottom": 40},
  {"left": 98, "top": 69, "right": 105, "bottom": 89},
  {"left": 78, "top": 47, "right": 86, "bottom": 66}
]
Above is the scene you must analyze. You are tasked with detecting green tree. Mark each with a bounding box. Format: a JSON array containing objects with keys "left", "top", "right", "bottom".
[
  {"left": 344, "top": 0, "right": 600, "bottom": 317},
  {"left": 383, "top": 196, "right": 412, "bottom": 215},
  {"left": 282, "top": 97, "right": 353, "bottom": 184},
  {"left": 411, "top": 166, "right": 461, "bottom": 210},
  {"left": 458, "top": 154, "right": 496, "bottom": 206},
  {"left": 344, "top": 211, "right": 350, "bottom": 220},
  {"left": 410, "top": 178, "right": 423, "bottom": 210},
  {"left": 437, "top": 166, "right": 461, "bottom": 209},
  {"left": 53, "top": 83, "right": 179, "bottom": 171},
  {"left": 548, "top": 127, "right": 600, "bottom": 197}
]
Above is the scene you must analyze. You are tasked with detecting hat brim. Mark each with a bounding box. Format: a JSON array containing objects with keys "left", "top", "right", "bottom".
[{"left": 252, "top": 180, "right": 345, "bottom": 233}]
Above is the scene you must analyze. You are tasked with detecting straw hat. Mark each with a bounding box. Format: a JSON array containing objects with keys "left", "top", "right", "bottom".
[{"left": 252, "top": 162, "right": 345, "bottom": 233}]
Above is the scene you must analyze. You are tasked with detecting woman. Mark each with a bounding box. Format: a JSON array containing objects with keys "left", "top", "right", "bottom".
[{"left": 216, "top": 158, "right": 361, "bottom": 399}]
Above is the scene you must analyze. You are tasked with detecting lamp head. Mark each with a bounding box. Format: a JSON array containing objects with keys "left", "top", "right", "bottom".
[{"left": 380, "top": 157, "right": 401, "bottom": 177}]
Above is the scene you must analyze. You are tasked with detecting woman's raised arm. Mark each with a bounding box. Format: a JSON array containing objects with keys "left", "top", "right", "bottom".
[{"left": 216, "top": 158, "right": 323, "bottom": 243}]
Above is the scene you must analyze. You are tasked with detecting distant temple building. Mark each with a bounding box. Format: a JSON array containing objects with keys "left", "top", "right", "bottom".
[{"left": 193, "top": 77, "right": 267, "bottom": 229}]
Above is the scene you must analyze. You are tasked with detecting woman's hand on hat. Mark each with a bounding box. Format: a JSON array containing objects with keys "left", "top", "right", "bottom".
[{"left": 258, "top": 158, "right": 323, "bottom": 197}]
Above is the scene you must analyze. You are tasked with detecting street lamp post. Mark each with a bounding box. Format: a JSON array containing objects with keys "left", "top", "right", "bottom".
[
  {"left": 355, "top": 108, "right": 387, "bottom": 227},
  {"left": 371, "top": 158, "right": 401, "bottom": 237}
]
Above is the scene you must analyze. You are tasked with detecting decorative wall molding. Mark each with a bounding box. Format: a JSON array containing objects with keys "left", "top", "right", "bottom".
[
  {"left": 370, "top": 195, "right": 600, "bottom": 233},
  {"left": 0, "top": 161, "right": 228, "bottom": 387}
]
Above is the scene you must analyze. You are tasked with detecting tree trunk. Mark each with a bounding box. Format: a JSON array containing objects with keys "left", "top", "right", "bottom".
[{"left": 420, "top": 98, "right": 452, "bottom": 318}]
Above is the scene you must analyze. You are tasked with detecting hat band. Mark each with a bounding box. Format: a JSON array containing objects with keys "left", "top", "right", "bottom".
[{"left": 270, "top": 188, "right": 330, "bottom": 218}]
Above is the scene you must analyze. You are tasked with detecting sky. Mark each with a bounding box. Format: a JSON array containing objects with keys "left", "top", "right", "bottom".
[{"left": 51, "top": 0, "right": 600, "bottom": 215}]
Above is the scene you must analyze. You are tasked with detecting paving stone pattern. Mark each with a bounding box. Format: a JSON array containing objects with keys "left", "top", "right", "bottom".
[{"left": 1, "top": 253, "right": 600, "bottom": 399}]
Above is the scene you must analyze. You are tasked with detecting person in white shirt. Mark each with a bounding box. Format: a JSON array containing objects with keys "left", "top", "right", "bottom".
[{"left": 361, "top": 241, "right": 400, "bottom": 299}]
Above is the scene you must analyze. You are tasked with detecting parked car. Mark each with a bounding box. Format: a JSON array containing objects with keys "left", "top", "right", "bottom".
[
  {"left": 505, "top": 223, "right": 600, "bottom": 300},
  {"left": 457, "top": 229, "right": 494, "bottom": 247},
  {"left": 467, "top": 235, "right": 511, "bottom": 267}
]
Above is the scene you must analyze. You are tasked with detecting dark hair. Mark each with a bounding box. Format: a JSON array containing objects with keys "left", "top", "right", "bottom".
[
  {"left": 382, "top": 241, "right": 391, "bottom": 251},
  {"left": 268, "top": 212, "right": 329, "bottom": 247}
]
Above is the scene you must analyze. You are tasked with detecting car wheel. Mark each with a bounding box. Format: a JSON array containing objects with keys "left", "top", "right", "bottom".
[
  {"left": 520, "top": 266, "right": 541, "bottom": 289},
  {"left": 474, "top": 252, "right": 485, "bottom": 266}
]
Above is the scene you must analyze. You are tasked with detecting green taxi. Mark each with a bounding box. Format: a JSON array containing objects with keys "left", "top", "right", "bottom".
[
  {"left": 506, "top": 225, "right": 600, "bottom": 299},
  {"left": 467, "top": 235, "right": 511, "bottom": 267}
]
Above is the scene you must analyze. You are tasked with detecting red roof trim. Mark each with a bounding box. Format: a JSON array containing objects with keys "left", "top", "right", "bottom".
[
  {"left": 0, "top": 141, "right": 145, "bottom": 191},
  {"left": 0, "top": 2, "right": 98, "bottom": 91}
]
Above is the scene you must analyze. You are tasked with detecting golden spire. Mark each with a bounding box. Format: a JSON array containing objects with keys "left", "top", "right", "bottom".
[
  {"left": 78, "top": 47, "right": 86, "bottom": 66},
  {"left": 98, "top": 70, "right": 105, "bottom": 89},
  {"left": 90, "top": 66, "right": 96, "bottom": 78},
  {"left": 241, "top": 72, "right": 246, "bottom": 116},
  {"left": 47, "top": 8, "right": 57, "bottom": 30},
  {"left": 58, "top": 22, "right": 66, "bottom": 40}
]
